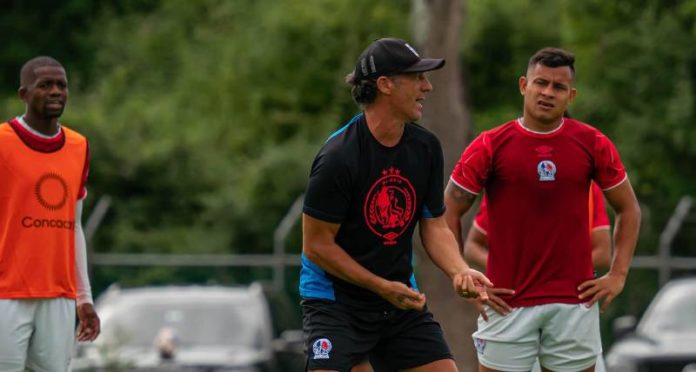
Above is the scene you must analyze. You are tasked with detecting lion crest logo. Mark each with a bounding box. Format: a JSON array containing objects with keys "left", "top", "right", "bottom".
[{"left": 364, "top": 168, "right": 416, "bottom": 245}]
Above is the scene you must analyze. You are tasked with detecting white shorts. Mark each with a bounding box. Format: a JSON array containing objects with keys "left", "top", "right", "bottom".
[
  {"left": 532, "top": 354, "right": 606, "bottom": 372},
  {"left": 0, "top": 298, "right": 76, "bottom": 372},
  {"left": 472, "top": 303, "right": 602, "bottom": 372}
]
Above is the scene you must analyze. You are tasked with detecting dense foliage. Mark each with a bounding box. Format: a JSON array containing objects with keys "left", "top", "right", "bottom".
[{"left": 2, "top": 0, "right": 695, "bottom": 344}]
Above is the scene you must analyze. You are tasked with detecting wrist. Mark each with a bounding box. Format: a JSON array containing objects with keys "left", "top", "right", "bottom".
[
  {"left": 77, "top": 293, "right": 94, "bottom": 306},
  {"left": 448, "top": 264, "right": 471, "bottom": 280}
]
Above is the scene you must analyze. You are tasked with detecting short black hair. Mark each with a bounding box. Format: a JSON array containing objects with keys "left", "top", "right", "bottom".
[
  {"left": 345, "top": 72, "right": 378, "bottom": 106},
  {"left": 20, "top": 56, "right": 64, "bottom": 88},
  {"left": 527, "top": 47, "right": 575, "bottom": 77}
]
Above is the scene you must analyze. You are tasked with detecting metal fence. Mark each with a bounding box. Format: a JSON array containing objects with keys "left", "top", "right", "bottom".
[
  {"left": 86, "top": 194, "right": 696, "bottom": 290},
  {"left": 86, "top": 195, "right": 304, "bottom": 291}
]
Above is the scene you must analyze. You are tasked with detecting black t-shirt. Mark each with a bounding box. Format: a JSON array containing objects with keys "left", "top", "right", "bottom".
[{"left": 300, "top": 113, "right": 445, "bottom": 309}]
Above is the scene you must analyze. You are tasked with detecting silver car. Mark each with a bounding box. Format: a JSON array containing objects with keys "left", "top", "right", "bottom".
[
  {"left": 72, "top": 284, "right": 279, "bottom": 371},
  {"left": 606, "top": 277, "right": 696, "bottom": 372}
]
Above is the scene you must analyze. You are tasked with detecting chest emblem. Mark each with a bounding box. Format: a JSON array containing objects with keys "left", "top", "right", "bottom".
[
  {"left": 537, "top": 160, "right": 557, "bottom": 181},
  {"left": 364, "top": 168, "right": 416, "bottom": 245},
  {"left": 35, "top": 172, "right": 69, "bottom": 210}
]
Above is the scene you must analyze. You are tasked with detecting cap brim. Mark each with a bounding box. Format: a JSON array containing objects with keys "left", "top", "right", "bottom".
[{"left": 401, "top": 58, "right": 445, "bottom": 73}]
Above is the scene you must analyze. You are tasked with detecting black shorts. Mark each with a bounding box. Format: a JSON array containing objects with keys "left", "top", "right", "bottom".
[{"left": 302, "top": 299, "right": 453, "bottom": 372}]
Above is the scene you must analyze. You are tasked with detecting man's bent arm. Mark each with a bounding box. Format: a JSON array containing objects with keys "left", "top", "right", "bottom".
[
  {"left": 464, "top": 226, "right": 489, "bottom": 270},
  {"left": 302, "top": 213, "right": 424, "bottom": 309},
  {"left": 604, "top": 180, "right": 641, "bottom": 279},
  {"left": 444, "top": 180, "right": 478, "bottom": 250}
]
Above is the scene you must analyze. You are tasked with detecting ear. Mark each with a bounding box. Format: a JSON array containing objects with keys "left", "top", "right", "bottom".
[
  {"left": 519, "top": 76, "right": 527, "bottom": 96},
  {"left": 568, "top": 87, "right": 577, "bottom": 103},
  {"left": 376, "top": 76, "right": 393, "bottom": 95},
  {"left": 18, "top": 87, "right": 27, "bottom": 102}
]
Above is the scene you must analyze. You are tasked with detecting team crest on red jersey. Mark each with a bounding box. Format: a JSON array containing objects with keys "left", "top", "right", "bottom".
[
  {"left": 537, "top": 160, "right": 557, "bottom": 181},
  {"left": 364, "top": 168, "right": 416, "bottom": 245}
]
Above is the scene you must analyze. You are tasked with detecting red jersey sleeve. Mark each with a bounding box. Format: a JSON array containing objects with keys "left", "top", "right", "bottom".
[
  {"left": 593, "top": 133, "right": 627, "bottom": 190},
  {"left": 590, "top": 182, "right": 610, "bottom": 230},
  {"left": 473, "top": 195, "right": 489, "bottom": 235},
  {"left": 450, "top": 133, "right": 491, "bottom": 194}
]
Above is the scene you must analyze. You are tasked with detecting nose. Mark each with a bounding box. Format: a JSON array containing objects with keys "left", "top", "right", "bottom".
[
  {"left": 541, "top": 83, "right": 554, "bottom": 97},
  {"left": 48, "top": 83, "right": 64, "bottom": 96},
  {"left": 422, "top": 76, "right": 433, "bottom": 92}
]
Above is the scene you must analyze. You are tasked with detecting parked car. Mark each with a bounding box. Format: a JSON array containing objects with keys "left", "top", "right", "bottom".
[
  {"left": 72, "top": 283, "right": 303, "bottom": 371},
  {"left": 606, "top": 277, "right": 696, "bottom": 372}
]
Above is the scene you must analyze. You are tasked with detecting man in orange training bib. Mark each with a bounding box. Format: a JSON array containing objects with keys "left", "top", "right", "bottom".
[{"left": 0, "top": 56, "right": 100, "bottom": 372}]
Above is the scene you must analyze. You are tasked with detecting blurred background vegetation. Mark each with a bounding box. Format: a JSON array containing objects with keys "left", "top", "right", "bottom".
[{"left": 2, "top": 0, "right": 696, "bottom": 355}]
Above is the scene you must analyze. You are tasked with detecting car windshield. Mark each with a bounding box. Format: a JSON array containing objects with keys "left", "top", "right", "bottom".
[
  {"left": 99, "top": 293, "right": 267, "bottom": 349},
  {"left": 640, "top": 280, "right": 696, "bottom": 335}
]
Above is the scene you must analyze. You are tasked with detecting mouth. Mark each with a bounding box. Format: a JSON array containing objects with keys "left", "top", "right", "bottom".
[
  {"left": 537, "top": 100, "right": 554, "bottom": 110},
  {"left": 46, "top": 101, "right": 64, "bottom": 110}
]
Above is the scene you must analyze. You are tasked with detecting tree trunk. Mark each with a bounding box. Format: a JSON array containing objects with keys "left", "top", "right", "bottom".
[{"left": 412, "top": 1, "right": 478, "bottom": 371}]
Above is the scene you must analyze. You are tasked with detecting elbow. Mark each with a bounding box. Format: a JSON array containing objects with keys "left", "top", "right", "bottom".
[
  {"left": 635, "top": 203, "right": 642, "bottom": 222},
  {"left": 303, "top": 244, "right": 322, "bottom": 264},
  {"left": 617, "top": 201, "right": 642, "bottom": 223}
]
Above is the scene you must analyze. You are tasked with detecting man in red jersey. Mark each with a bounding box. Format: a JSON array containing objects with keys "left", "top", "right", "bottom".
[
  {"left": 445, "top": 48, "right": 641, "bottom": 372},
  {"left": 0, "top": 56, "right": 100, "bottom": 371},
  {"left": 464, "top": 182, "right": 611, "bottom": 372}
]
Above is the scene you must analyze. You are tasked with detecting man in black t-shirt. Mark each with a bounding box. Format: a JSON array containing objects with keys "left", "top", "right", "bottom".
[{"left": 300, "top": 38, "right": 492, "bottom": 372}]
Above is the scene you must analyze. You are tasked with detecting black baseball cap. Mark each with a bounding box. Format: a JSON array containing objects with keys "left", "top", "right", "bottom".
[{"left": 353, "top": 37, "right": 445, "bottom": 80}]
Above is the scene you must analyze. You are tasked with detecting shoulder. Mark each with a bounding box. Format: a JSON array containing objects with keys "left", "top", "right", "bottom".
[
  {"left": 407, "top": 122, "right": 441, "bottom": 148},
  {"left": 479, "top": 120, "right": 518, "bottom": 142},
  {"left": 312, "top": 115, "right": 363, "bottom": 170},
  {"left": 563, "top": 118, "right": 606, "bottom": 138},
  {"left": 0, "top": 122, "right": 12, "bottom": 136},
  {"left": 61, "top": 124, "right": 88, "bottom": 142},
  {"left": 466, "top": 119, "right": 517, "bottom": 152}
]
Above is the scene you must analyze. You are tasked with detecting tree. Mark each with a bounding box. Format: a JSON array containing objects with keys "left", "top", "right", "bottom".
[{"left": 412, "top": 0, "right": 478, "bottom": 370}]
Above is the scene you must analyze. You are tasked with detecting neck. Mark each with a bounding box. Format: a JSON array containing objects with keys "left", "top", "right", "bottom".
[
  {"left": 364, "top": 107, "right": 406, "bottom": 147},
  {"left": 520, "top": 114, "right": 563, "bottom": 133},
  {"left": 23, "top": 112, "right": 60, "bottom": 136}
]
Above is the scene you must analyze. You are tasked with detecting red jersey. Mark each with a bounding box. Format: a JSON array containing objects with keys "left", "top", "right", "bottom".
[
  {"left": 474, "top": 181, "right": 610, "bottom": 235},
  {"left": 451, "top": 118, "right": 626, "bottom": 307}
]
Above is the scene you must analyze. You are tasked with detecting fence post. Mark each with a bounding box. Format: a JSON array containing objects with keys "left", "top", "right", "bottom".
[
  {"left": 657, "top": 195, "right": 693, "bottom": 286},
  {"left": 273, "top": 194, "right": 305, "bottom": 291}
]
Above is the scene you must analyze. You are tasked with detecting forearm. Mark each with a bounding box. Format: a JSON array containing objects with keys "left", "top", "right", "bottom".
[
  {"left": 75, "top": 201, "right": 93, "bottom": 305},
  {"left": 591, "top": 228, "right": 611, "bottom": 270},
  {"left": 609, "top": 208, "right": 641, "bottom": 278},
  {"left": 443, "top": 181, "right": 476, "bottom": 249},
  {"left": 304, "top": 242, "right": 388, "bottom": 295},
  {"left": 421, "top": 219, "right": 470, "bottom": 279},
  {"left": 464, "top": 241, "right": 488, "bottom": 270},
  {"left": 444, "top": 209, "right": 464, "bottom": 250}
]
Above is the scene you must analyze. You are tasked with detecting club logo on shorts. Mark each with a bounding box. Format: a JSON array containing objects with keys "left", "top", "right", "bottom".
[
  {"left": 364, "top": 168, "right": 416, "bottom": 245},
  {"left": 312, "top": 338, "right": 332, "bottom": 360},
  {"left": 537, "top": 160, "right": 557, "bottom": 181},
  {"left": 473, "top": 337, "right": 486, "bottom": 354},
  {"left": 35, "top": 172, "right": 70, "bottom": 210}
]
